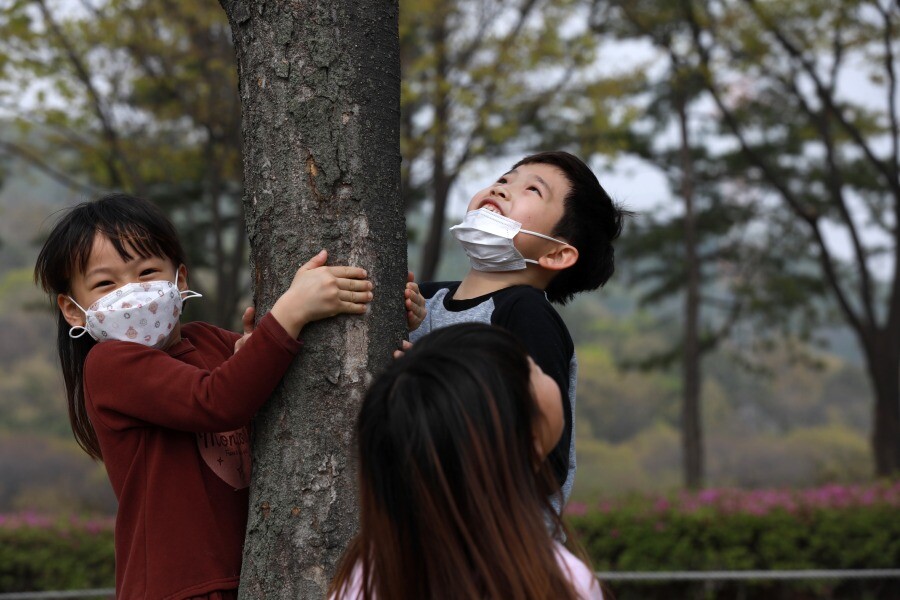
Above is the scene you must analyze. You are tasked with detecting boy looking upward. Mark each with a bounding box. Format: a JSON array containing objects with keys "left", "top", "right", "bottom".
[{"left": 410, "top": 151, "right": 625, "bottom": 512}]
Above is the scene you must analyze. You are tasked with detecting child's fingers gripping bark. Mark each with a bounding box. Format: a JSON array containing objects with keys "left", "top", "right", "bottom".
[
  {"left": 392, "top": 339, "right": 413, "bottom": 359},
  {"left": 271, "top": 251, "right": 372, "bottom": 337},
  {"left": 297, "top": 249, "right": 329, "bottom": 273},
  {"left": 334, "top": 270, "right": 374, "bottom": 313},
  {"left": 405, "top": 275, "right": 426, "bottom": 331},
  {"left": 295, "top": 267, "right": 371, "bottom": 322}
]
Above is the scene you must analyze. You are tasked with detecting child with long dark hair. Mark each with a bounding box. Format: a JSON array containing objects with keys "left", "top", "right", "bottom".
[
  {"left": 34, "top": 193, "right": 376, "bottom": 600},
  {"left": 330, "top": 323, "right": 605, "bottom": 600}
]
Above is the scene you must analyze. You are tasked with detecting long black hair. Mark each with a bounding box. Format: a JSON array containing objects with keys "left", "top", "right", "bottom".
[
  {"left": 331, "top": 323, "right": 586, "bottom": 599},
  {"left": 34, "top": 193, "right": 186, "bottom": 459}
]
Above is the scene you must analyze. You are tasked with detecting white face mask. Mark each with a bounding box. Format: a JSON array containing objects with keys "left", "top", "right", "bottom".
[
  {"left": 67, "top": 272, "right": 201, "bottom": 348},
  {"left": 449, "top": 208, "right": 572, "bottom": 272}
]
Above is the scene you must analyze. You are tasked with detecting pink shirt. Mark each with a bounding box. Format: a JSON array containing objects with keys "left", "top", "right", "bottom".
[{"left": 331, "top": 542, "right": 604, "bottom": 599}]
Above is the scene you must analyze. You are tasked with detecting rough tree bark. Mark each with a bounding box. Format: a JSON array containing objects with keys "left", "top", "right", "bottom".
[{"left": 218, "top": 1, "right": 403, "bottom": 597}]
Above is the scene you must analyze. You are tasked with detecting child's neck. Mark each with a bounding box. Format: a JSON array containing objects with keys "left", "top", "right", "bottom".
[{"left": 453, "top": 268, "right": 549, "bottom": 300}]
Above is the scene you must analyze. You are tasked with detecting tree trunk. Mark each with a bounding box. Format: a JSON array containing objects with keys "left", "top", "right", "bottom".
[
  {"left": 863, "top": 329, "right": 900, "bottom": 475},
  {"left": 677, "top": 92, "right": 704, "bottom": 489},
  {"left": 219, "top": 1, "right": 403, "bottom": 597}
]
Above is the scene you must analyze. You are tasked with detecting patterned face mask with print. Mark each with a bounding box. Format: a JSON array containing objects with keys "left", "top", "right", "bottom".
[{"left": 67, "top": 272, "right": 201, "bottom": 348}]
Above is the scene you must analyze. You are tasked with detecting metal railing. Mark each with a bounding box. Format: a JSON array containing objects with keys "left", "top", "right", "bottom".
[
  {"left": 3, "top": 570, "right": 900, "bottom": 598},
  {"left": 596, "top": 569, "right": 900, "bottom": 581}
]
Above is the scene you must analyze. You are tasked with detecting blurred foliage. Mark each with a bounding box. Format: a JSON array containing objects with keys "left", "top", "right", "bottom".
[
  {"left": 0, "top": 434, "right": 116, "bottom": 515},
  {"left": 566, "top": 290, "right": 874, "bottom": 502},
  {"left": 589, "top": 0, "right": 900, "bottom": 475},
  {"left": 0, "top": 0, "right": 246, "bottom": 327},
  {"left": 0, "top": 513, "right": 114, "bottom": 592}
]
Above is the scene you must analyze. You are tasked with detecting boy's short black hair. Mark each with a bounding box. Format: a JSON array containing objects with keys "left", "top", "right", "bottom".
[{"left": 513, "top": 151, "right": 625, "bottom": 304}]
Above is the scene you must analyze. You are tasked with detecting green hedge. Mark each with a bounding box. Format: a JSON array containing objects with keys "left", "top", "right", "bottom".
[
  {"left": 4, "top": 483, "right": 900, "bottom": 599},
  {"left": 566, "top": 482, "right": 900, "bottom": 600},
  {"left": 0, "top": 513, "right": 114, "bottom": 592}
]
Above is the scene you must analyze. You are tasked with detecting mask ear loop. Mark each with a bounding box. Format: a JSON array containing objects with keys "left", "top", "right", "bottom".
[
  {"left": 515, "top": 230, "right": 576, "bottom": 267},
  {"left": 174, "top": 267, "right": 203, "bottom": 301},
  {"left": 518, "top": 228, "right": 574, "bottom": 249},
  {"left": 65, "top": 296, "right": 96, "bottom": 340},
  {"left": 68, "top": 326, "right": 90, "bottom": 339}
]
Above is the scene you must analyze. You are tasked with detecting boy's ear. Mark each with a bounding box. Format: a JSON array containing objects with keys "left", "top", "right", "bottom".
[
  {"left": 58, "top": 294, "right": 84, "bottom": 328},
  {"left": 537, "top": 243, "right": 578, "bottom": 272}
]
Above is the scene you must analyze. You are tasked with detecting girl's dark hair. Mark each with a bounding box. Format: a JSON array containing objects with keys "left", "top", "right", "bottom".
[
  {"left": 330, "top": 323, "right": 588, "bottom": 600},
  {"left": 514, "top": 151, "right": 627, "bottom": 305},
  {"left": 34, "top": 193, "right": 186, "bottom": 460}
]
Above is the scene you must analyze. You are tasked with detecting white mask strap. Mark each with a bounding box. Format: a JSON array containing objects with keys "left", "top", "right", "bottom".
[
  {"left": 518, "top": 228, "right": 572, "bottom": 248},
  {"left": 174, "top": 268, "right": 203, "bottom": 301},
  {"left": 68, "top": 325, "right": 90, "bottom": 339},
  {"left": 67, "top": 295, "right": 88, "bottom": 314},
  {"left": 517, "top": 230, "right": 574, "bottom": 268},
  {"left": 65, "top": 296, "right": 92, "bottom": 339}
]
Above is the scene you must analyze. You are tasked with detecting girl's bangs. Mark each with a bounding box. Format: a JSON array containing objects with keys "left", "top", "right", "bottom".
[{"left": 72, "top": 224, "right": 173, "bottom": 278}]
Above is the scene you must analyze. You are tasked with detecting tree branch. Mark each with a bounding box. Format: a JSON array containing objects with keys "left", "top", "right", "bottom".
[
  {"left": 445, "top": 0, "right": 541, "bottom": 182},
  {"left": 684, "top": 2, "right": 865, "bottom": 334},
  {"left": 743, "top": 0, "right": 900, "bottom": 197},
  {"left": 33, "top": 0, "right": 141, "bottom": 192},
  {"left": 0, "top": 139, "right": 104, "bottom": 196},
  {"left": 776, "top": 64, "right": 878, "bottom": 329}
]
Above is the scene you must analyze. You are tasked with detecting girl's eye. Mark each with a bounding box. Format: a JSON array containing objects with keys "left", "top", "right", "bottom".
[
  {"left": 93, "top": 280, "right": 114, "bottom": 289},
  {"left": 497, "top": 177, "right": 507, "bottom": 184},
  {"left": 140, "top": 269, "right": 159, "bottom": 277},
  {"left": 528, "top": 186, "right": 542, "bottom": 197}
]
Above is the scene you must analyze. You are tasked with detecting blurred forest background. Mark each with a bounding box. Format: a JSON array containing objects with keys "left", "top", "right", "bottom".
[{"left": 0, "top": 0, "right": 896, "bottom": 516}]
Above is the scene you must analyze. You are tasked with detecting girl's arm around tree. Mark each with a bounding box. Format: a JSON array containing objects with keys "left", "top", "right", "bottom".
[{"left": 86, "top": 250, "right": 371, "bottom": 433}]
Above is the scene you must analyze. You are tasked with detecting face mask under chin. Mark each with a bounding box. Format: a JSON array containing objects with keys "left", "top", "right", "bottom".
[{"left": 449, "top": 208, "right": 572, "bottom": 272}]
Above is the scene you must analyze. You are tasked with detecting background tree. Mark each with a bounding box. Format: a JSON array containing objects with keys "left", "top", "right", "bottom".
[
  {"left": 682, "top": 0, "right": 900, "bottom": 476},
  {"left": 590, "top": 0, "right": 805, "bottom": 490},
  {"left": 217, "top": 1, "right": 405, "bottom": 596},
  {"left": 0, "top": 0, "right": 246, "bottom": 326},
  {"left": 592, "top": 0, "right": 900, "bottom": 476},
  {"left": 591, "top": 2, "right": 717, "bottom": 489}
]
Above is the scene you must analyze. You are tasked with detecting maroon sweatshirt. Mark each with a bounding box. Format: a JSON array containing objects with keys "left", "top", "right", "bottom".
[{"left": 84, "top": 313, "right": 301, "bottom": 599}]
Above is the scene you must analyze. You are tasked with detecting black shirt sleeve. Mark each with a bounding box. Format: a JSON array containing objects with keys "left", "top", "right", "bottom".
[
  {"left": 419, "top": 281, "right": 455, "bottom": 300},
  {"left": 491, "top": 287, "right": 574, "bottom": 489}
]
